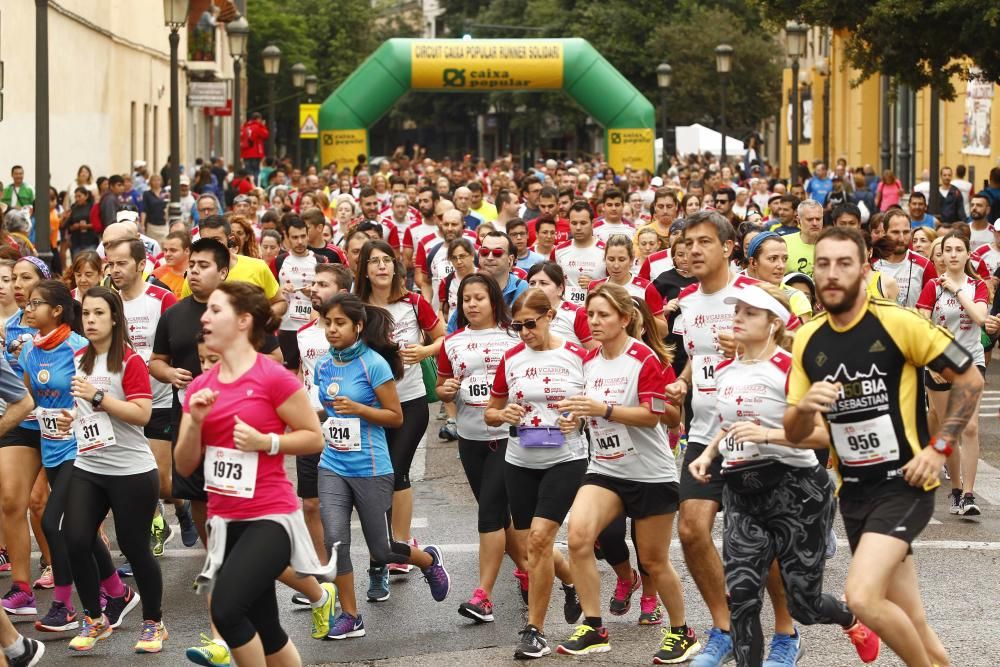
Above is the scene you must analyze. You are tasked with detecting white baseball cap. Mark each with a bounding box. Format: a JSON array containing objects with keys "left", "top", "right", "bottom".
[
  {"left": 992, "top": 219, "right": 1000, "bottom": 232},
  {"left": 723, "top": 284, "right": 791, "bottom": 323}
]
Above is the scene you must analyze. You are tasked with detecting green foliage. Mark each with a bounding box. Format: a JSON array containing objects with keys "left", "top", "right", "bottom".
[
  {"left": 245, "top": 0, "right": 418, "bottom": 148},
  {"left": 754, "top": 0, "right": 1000, "bottom": 99},
  {"left": 434, "top": 0, "right": 782, "bottom": 138},
  {"left": 245, "top": 0, "right": 782, "bottom": 151}
]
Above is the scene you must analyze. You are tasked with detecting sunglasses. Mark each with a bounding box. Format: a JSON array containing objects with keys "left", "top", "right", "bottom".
[
  {"left": 478, "top": 247, "right": 505, "bottom": 258},
  {"left": 510, "top": 313, "right": 548, "bottom": 332}
]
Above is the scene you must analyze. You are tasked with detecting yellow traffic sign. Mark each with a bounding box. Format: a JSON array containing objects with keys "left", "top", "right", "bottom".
[{"left": 299, "top": 103, "right": 320, "bottom": 139}]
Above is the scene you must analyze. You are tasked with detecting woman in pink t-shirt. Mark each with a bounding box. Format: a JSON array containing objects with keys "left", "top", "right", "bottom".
[
  {"left": 875, "top": 170, "right": 903, "bottom": 211},
  {"left": 176, "top": 281, "right": 324, "bottom": 667}
]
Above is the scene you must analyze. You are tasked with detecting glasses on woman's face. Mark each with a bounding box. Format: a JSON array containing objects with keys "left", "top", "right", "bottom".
[
  {"left": 510, "top": 313, "right": 548, "bottom": 332},
  {"left": 25, "top": 300, "right": 50, "bottom": 311},
  {"left": 479, "top": 247, "right": 505, "bottom": 258},
  {"left": 450, "top": 252, "right": 471, "bottom": 263},
  {"left": 367, "top": 256, "right": 394, "bottom": 268}
]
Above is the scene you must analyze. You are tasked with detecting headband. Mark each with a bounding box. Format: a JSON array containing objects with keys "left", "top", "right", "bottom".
[
  {"left": 747, "top": 230, "right": 781, "bottom": 259},
  {"left": 20, "top": 256, "right": 51, "bottom": 280}
]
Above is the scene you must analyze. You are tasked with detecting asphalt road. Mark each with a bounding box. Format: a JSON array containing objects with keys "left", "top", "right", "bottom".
[{"left": 6, "top": 387, "right": 999, "bottom": 667}]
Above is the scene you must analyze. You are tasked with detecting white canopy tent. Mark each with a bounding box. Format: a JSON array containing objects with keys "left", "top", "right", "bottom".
[{"left": 673, "top": 124, "right": 745, "bottom": 158}]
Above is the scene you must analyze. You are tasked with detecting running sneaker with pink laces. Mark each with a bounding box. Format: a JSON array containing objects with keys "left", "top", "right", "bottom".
[
  {"left": 32, "top": 565, "right": 54, "bottom": 590},
  {"left": 458, "top": 588, "right": 495, "bottom": 623},
  {"left": 638, "top": 595, "right": 664, "bottom": 625},
  {"left": 843, "top": 620, "right": 881, "bottom": 663},
  {"left": 609, "top": 568, "right": 640, "bottom": 616},
  {"left": 513, "top": 567, "right": 529, "bottom": 605}
]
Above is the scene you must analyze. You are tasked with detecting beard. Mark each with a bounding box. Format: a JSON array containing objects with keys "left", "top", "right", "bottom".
[{"left": 819, "top": 276, "right": 863, "bottom": 314}]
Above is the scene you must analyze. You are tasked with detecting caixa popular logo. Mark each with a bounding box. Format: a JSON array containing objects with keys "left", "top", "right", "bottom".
[{"left": 442, "top": 68, "right": 466, "bottom": 87}]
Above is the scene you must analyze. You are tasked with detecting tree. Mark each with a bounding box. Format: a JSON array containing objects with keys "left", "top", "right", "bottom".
[
  {"left": 755, "top": 0, "right": 1000, "bottom": 99},
  {"left": 645, "top": 6, "right": 782, "bottom": 135},
  {"left": 245, "top": 0, "right": 418, "bottom": 156},
  {"left": 435, "top": 0, "right": 782, "bottom": 144}
]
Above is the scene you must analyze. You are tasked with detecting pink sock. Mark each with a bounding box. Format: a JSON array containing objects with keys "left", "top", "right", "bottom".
[
  {"left": 53, "top": 585, "right": 74, "bottom": 608},
  {"left": 101, "top": 573, "right": 125, "bottom": 599}
]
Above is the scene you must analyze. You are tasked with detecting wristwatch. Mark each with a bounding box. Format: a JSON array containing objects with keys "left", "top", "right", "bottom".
[
  {"left": 91, "top": 390, "right": 105, "bottom": 409},
  {"left": 929, "top": 437, "right": 953, "bottom": 457}
]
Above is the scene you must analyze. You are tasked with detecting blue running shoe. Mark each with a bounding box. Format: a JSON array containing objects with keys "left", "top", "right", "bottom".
[
  {"left": 689, "top": 627, "right": 734, "bottom": 667},
  {"left": 420, "top": 545, "right": 450, "bottom": 601},
  {"left": 176, "top": 500, "right": 199, "bottom": 547},
  {"left": 117, "top": 561, "right": 134, "bottom": 578},
  {"left": 366, "top": 566, "right": 389, "bottom": 602},
  {"left": 763, "top": 629, "right": 803, "bottom": 666},
  {"left": 327, "top": 612, "right": 365, "bottom": 639}
]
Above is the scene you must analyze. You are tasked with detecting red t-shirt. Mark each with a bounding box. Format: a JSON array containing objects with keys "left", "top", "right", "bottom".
[{"left": 184, "top": 353, "right": 303, "bottom": 520}]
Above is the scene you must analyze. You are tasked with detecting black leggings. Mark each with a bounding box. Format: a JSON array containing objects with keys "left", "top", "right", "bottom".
[
  {"left": 724, "top": 466, "right": 854, "bottom": 667},
  {"left": 385, "top": 398, "right": 429, "bottom": 491},
  {"left": 458, "top": 437, "right": 510, "bottom": 533},
  {"left": 63, "top": 468, "right": 160, "bottom": 620},
  {"left": 210, "top": 520, "right": 291, "bottom": 654},
  {"left": 43, "top": 461, "right": 115, "bottom": 593},
  {"left": 597, "top": 514, "right": 648, "bottom": 577}
]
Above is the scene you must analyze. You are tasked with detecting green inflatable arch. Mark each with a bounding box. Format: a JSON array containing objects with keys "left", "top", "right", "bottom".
[{"left": 319, "top": 38, "right": 655, "bottom": 173}]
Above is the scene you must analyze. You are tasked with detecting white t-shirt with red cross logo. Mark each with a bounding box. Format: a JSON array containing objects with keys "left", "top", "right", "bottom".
[
  {"left": 384, "top": 293, "right": 440, "bottom": 402},
  {"left": 491, "top": 341, "right": 588, "bottom": 468},
  {"left": 588, "top": 275, "right": 665, "bottom": 316},
  {"left": 582, "top": 339, "right": 675, "bottom": 483},
  {"left": 673, "top": 273, "right": 759, "bottom": 444},
  {"left": 437, "top": 326, "right": 519, "bottom": 441},
  {"left": 277, "top": 252, "right": 319, "bottom": 332},
  {"left": 551, "top": 301, "right": 592, "bottom": 347},
  {"left": 552, "top": 239, "right": 606, "bottom": 307},
  {"left": 122, "top": 283, "right": 177, "bottom": 409},
  {"left": 296, "top": 318, "right": 329, "bottom": 410},
  {"left": 916, "top": 276, "right": 989, "bottom": 367}
]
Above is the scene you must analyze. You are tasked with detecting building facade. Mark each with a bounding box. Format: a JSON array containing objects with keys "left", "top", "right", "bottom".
[
  {"left": 0, "top": 0, "right": 240, "bottom": 192},
  {"left": 780, "top": 28, "right": 999, "bottom": 189}
]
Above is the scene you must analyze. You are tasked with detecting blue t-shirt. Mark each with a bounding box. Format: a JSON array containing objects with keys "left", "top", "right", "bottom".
[
  {"left": 4, "top": 311, "right": 38, "bottom": 430},
  {"left": 21, "top": 332, "right": 89, "bottom": 467},
  {"left": 910, "top": 213, "right": 937, "bottom": 229},
  {"left": 806, "top": 177, "right": 833, "bottom": 206},
  {"left": 446, "top": 273, "right": 529, "bottom": 334},
  {"left": 313, "top": 345, "right": 395, "bottom": 478}
]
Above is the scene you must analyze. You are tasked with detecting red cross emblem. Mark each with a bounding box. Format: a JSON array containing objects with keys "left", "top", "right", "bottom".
[
  {"left": 530, "top": 416, "right": 542, "bottom": 426},
  {"left": 542, "top": 377, "right": 551, "bottom": 384}
]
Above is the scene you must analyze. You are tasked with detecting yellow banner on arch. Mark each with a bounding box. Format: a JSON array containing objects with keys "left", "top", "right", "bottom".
[
  {"left": 411, "top": 40, "right": 564, "bottom": 91},
  {"left": 607, "top": 128, "right": 655, "bottom": 173},
  {"left": 320, "top": 129, "right": 368, "bottom": 171}
]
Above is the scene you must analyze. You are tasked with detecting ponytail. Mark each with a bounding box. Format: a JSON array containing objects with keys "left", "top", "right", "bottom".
[{"left": 627, "top": 296, "right": 674, "bottom": 366}]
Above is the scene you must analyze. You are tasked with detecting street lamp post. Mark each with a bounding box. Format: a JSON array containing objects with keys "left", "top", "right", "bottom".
[
  {"left": 34, "top": 0, "right": 51, "bottom": 260},
  {"left": 785, "top": 21, "right": 808, "bottom": 185},
  {"left": 262, "top": 44, "right": 282, "bottom": 159},
  {"left": 291, "top": 63, "right": 307, "bottom": 168},
  {"left": 164, "top": 0, "right": 190, "bottom": 205},
  {"left": 305, "top": 74, "right": 318, "bottom": 167},
  {"left": 816, "top": 57, "right": 831, "bottom": 166},
  {"left": 656, "top": 62, "right": 672, "bottom": 175},
  {"left": 226, "top": 16, "right": 249, "bottom": 172},
  {"left": 715, "top": 44, "right": 733, "bottom": 167}
]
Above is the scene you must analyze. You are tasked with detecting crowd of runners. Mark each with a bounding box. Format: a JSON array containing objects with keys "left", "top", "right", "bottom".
[{"left": 0, "top": 151, "right": 992, "bottom": 667}]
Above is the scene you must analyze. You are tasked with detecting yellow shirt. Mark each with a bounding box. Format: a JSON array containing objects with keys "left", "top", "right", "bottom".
[
  {"left": 471, "top": 201, "right": 498, "bottom": 222},
  {"left": 783, "top": 232, "right": 815, "bottom": 277},
  {"left": 180, "top": 255, "right": 280, "bottom": 300}
]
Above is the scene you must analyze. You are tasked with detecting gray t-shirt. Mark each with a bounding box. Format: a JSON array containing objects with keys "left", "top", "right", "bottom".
[
  {"left": 0, "top": 354, "right": 27, "bottom": 404},
  {"left": 72, "top": 349, "right": 157, "bottom": 476}
]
